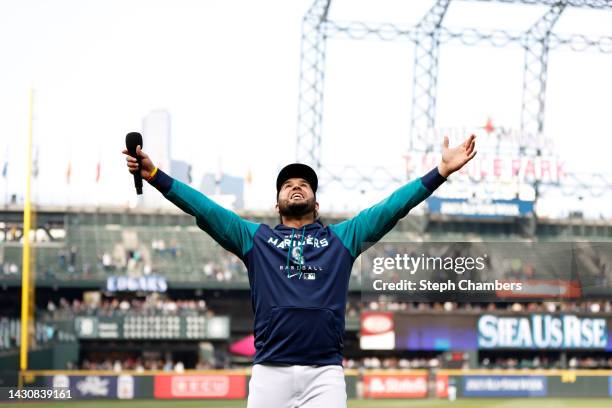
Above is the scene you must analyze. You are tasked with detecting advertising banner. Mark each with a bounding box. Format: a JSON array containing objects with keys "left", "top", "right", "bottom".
[
  {"left": 363, "top": 374, "right": 428, "bottom": 398},
  {"left": 371, "top": 312, "right": 612, "bottom": 351},
  {"left": 427, "top": 196, "right": 533, "bottom": 218},
  {"left": 154, "top": 374, "right": 246, "bottom": 399},
  {"left": 478, "top": 314, "right": 608, "bottom": 349},
  {"left": 462, "top": 375, "right": 547, "bottom": 397},
  {"left": 49, "top": 375, "right": 118, "bottom": 399},
  {"left": 359, "top": 312, "right": 394, "bottom": 350},
  {"left": 46, "top": 375, "right": 149, "bottom": 399},
  {"left": 436, "top": 374, "right": 449, "bottom": 398},
  {"left": 394, "top": 314, "right": 478, "bottom": 350}
]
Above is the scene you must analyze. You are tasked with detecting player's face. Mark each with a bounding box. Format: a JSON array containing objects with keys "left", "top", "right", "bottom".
[{"left": 277, "top": 178, "right": 317, "bottom": 218}]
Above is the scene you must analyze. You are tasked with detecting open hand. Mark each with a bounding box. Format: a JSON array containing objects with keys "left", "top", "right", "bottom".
[{"left": 438, "top": 134, "right": 477, "bottom": 178}]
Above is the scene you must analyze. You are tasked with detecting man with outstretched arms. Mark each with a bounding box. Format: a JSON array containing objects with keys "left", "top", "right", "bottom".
[{"left": 122, "top": 134, "right": 476, "bottom": 407}]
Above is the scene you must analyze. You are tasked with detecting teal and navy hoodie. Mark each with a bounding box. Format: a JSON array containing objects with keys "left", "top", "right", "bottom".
[{"left": 148, "top": 167, "right": 445, "bottom": 366}]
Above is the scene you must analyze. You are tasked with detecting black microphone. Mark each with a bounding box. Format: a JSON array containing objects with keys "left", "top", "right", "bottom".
[{"left": 125, "top": 132, "right": 143, "bottom": 195}]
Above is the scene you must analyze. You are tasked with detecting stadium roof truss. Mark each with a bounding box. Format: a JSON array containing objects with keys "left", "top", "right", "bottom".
[{"left": 296, "top": 0, "right": 612, "bottom": 195}]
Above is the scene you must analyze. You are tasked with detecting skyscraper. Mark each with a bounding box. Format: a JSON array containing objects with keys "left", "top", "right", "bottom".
[{"left": 200, "top": 173, "right": 244, "bottom": 210}]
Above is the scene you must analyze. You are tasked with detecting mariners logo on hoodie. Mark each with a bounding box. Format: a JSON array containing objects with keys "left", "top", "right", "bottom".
[{"left": 290, "top": 246, "right": 304, "bottom": 265}]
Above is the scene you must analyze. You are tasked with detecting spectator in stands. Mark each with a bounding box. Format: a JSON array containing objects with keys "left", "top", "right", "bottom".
[
  {"left": 163, "top": 359, "right": 173, "bottom": 371},
  {"left": 153, "top": 238, "right": 169, "bottom": 256},
  {"left": 119, "top": 300, "right": 130, "bottom": 312},
  {"left": 203, "top": 261, "right": 214, "bottom": 279},
  {"left": 6, "top": 263, "right": 18, "bottom": 275},
  {"left": 597, "top": 261, "right": 609, "bottom": 286},
  {"left": 69, "top": 246, "right": 78, "bottom": 268},
  {"left": 168, "top": 239, "right": 179, "bottom": 258},
  {"left": 58, "top": 249, "right": 67, "bottom": 269},
  {"left": 143, "top": 263, "right": 152, "bottom": 275},
  {"left": 102, "top": 252, "right": 113, "bottom": 272}
]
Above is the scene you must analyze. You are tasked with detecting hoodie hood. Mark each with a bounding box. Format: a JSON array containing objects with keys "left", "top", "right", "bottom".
[{"left": 273, "top": 219, "right": 325, "bottom": 231}]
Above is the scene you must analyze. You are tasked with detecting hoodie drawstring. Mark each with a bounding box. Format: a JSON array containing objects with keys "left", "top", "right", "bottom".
[
  {"left": 285, "top": 228, "right": 295, "bottom": 276},
  {"left": 285, "top": 226, "right": 307, "bottom": 278},
  {"left": 297, "top": 225, "right": 306, "bottom": 279}
]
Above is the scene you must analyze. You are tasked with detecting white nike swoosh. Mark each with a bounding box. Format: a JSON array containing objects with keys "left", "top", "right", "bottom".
[{"left": 287, "top": 273, "right": 300, "bottom": 278}]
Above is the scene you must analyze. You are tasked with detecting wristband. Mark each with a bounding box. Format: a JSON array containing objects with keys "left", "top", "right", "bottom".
[{"left": 145, "top": 167, "right": 158, "bottom": 181}]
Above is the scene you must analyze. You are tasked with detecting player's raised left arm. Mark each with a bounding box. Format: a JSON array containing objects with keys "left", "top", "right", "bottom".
[
  {"left": 330, "top": 135, "right": 476, "bottom": 258},
  {"left": 437, "top": 134, "right": 477, "bottom": 178}
]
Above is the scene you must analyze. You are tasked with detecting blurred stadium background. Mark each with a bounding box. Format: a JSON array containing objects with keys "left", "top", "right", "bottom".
[{"left": 3, "top": 0, "right": 612, "bottom": 406}]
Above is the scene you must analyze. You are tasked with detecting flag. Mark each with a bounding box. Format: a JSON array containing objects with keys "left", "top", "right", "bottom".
[
  {"left": 66, "top": 162, "right": 72, "bottom": 184},
  {"left": 95, "top": 161, "right": 101, "bottom": 183},
  {"left": 32, "top": 147, "right": 39, "bottom": 179},
  {"left": 484, "top": 117, "right": 495, "bottom": 134},
  {"left": 1, "top": 161, "right": 6, "bottom": 179}
]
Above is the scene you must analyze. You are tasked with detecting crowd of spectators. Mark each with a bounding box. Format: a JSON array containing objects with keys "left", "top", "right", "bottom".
[
  {"left": 568, "top": 356, "right": 612, "bottom": 369},
  {"left": 343, "top": 357, "right": 440, "bottom": 370},
  {"left": 79, "top": 354, "right": 612, "bottom": 371},
  {"left": 202, "top": 254, "right": 247, "bottom": 282},
  {"left": 80, "top": 347, "right": 230, "bottom": 371},
  {"left": 80, "top": 357, "right": 230, "bottom": 371},
  {"left": 481, "top": 356, "right": 561, "bottom": 369},
  {"left": 81, "top": 357, "right": 188, "bottom": 372},
  {"left": 358, "top": 300, "right": 612, "bottom": 314},
  {"left": 341, "top": 355, "right": 612, "bottom": 370},
  {"left": 9, "top": 235, "right": 609, "bottom": 288},
  {"left": 3, "top": 235, "right": 257, "bottom": 283},
  {"left": 151, "top": 238, "right": 180, "bottom": 258},
  {"left": 39, "top": 296, "right": 612, "bottom": 322},
  {"left": 44, "top": 296, "right": 211, "bottom": 319},
  {"left": 481, "top": 355, "right": 612, "bottom": 370}
]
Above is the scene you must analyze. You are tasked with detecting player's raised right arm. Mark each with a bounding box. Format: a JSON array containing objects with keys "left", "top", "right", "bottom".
[
  {"left": 123, "top": 146, "right": 260, "bottom": 260},
  {"left": 329, "top": 135, "right": 477, "bottom": 258}
]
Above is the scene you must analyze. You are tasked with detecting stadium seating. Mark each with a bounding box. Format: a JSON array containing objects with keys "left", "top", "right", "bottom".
[{"left": 2, "top": 220, "right": 611, "bottom": 288}]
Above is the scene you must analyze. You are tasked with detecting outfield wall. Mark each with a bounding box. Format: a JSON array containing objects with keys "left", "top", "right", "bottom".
[
  {"left": 6, "top": 369, "right": 612, "bottom": 400},
  {"left": 439, "top": 369, "right": 612, "bottom": 399}
]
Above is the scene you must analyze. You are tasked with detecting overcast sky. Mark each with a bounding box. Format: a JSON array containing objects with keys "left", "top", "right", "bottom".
[{"left": 1, "top": 0, "right": 611, "bottom": 217}]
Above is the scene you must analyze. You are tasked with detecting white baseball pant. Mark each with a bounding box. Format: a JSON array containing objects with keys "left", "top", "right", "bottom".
[{"left": 247, "top": 364, "right": 347, "bottom": 408}]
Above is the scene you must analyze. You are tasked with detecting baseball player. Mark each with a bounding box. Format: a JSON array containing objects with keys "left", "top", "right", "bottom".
[{"left": 123, "top": 134, "right": 476, "bottom": 407}]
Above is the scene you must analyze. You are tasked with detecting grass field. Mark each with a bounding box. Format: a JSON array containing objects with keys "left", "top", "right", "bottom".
[{"left": 2, "top": 399, "right": 612, "bottom": 408}]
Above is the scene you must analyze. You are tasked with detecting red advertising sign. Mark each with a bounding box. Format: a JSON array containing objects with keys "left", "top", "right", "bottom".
[
  {"left": 154, "top": 374, "right": 246, "bottom": 399},
  {"left": 360, "top": 312, "right": 395, "bottom": 350},
  {"left": 363, "top": 374, "right": 428, "bottom": 398},
  {"left": 436, "top": 374, "right": 448, "bottom": 398},
  {"left": 405, "top": 152, "right": 564, "bottom": 184},
  {"left": 361, "top": 312, "right": 394, "bottom": 335}
]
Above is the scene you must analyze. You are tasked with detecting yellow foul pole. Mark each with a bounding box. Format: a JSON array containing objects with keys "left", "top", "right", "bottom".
[{"left": 20, "top": 88, "right": 34, "bottom": 373}]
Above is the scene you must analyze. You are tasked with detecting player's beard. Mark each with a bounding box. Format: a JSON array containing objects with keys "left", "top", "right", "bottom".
[{"left": 278, "top": 196, "right": 316, "bottom": 218}]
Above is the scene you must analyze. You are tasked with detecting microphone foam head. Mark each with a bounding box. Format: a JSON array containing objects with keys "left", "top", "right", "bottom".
[{"left": 125, "top": 132, "right": 143, "bottom": 153}]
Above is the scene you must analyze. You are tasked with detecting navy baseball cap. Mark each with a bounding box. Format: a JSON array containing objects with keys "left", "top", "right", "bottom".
[{"left": 276, "top": 163, "right": 318, "bottom": 195}]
